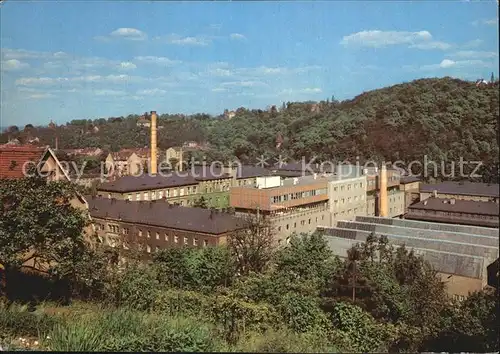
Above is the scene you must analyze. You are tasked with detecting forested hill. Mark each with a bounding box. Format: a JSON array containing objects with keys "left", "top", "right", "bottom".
[{"left": 2, "top": 77, "right": 499, "bottom": 180}]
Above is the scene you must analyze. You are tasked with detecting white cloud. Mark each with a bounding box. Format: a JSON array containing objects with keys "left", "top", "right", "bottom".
[
  {"left": 203, "top": 65, "right": 321, "bottom": 79},
  {"left": 220, "top": 80, "right": 267, "bottom": 88},
  {"left": 2, "top": 48, "right": 69, "bottom": 60},
  {"left": 230, "top": 33, "right": 246, "bottom": 40},
  {"left": 154, "top": 34, "right": 212, "bottom": 46},
  {"left": 421, "top": 59, "right": 491, "bottom": 71},
  {"left": 462, "top": 39, "right": 484, "bottom": 49},
  {"left": 15, "top": 74, "right": 137, "bottom": 86},
  {"left": 472, "top": 18, "right": 498, "bottom": 26},
  {"left": 409, "top": 41, "right": 453, "bottom": 50},
  {"left": 134, "top": 56, "right": 181, "bottom": 66},
  {"left": 211, "top": 87, "right": 227, "bottom": 92},
  {"left": 119, "top": 62, "right": 137, "bottom": 70},
  {"left": 340, "top": 30, "right": 432, "bottom": 48},
  {"left": 1, "top": 59, "right": 30, "bottom": 71},
  {"left": 28, "top": 93, "right": 56, "bottom": 99},
  {"left": 94, "top": 89, "right": 127, "bottom": 96},
  {"left": 109, "top": 28, "right": 147, "bottom": 41},
  {"left": 280, "top": 88, "right": 322, "bottom": 95},
  {"left": 136, "top": 88, "right": 167, "bottom": 96},
  {"left": 448, "top": 50, "right": 498, "bottom": 59}
]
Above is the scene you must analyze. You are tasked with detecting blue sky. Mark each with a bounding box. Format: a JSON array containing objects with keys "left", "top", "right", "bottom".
[{"left": 1, "top": 1, "right": 498, "bottom": 127}]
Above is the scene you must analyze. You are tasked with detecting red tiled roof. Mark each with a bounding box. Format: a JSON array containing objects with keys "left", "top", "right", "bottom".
[{"left": 0, "top": 145, "right": 47, "bottom": 179}]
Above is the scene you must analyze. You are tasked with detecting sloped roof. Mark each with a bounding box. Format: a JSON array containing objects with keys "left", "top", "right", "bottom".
[
  {"left": 409, "top": 197, "right": 499, "bottom": 216},
  {"left": 420, "top": 181, "right": 499, "bottom": 198},
  {"left": 0, "top": 145, "right": 47, "bottom": 179},
  {"left": 88, "top": 197, "right": 245, "bottom": 235}
]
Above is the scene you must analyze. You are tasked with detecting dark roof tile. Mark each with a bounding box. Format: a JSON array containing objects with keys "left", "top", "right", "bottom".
[
  {"left": 88, "top": 197, "right": 245, "bottom": 235},
  {"left": 421, "top": 181, "right": 499, "bottom": 198},
  {"left": 409, "top": 197, "right": 499, "bottom": 216}
]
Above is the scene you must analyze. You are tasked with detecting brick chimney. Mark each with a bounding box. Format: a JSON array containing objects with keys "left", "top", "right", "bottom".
[
  {"left": 150, "top": 111, "right": 158, "bottom": 175},
  {"left": 379, "top": 164, "right": 388, "bottom": 217}
]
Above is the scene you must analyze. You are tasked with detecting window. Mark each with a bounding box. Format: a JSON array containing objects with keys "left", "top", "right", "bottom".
[
  {"left": 144, "top": 192, "right": 149, "bottom": 201},
  {"left": 136, "top": 193, "right": 140, "bottom": 201},
  {"left": 180, "top": 188, "right": 184, "bottom": 196},
  {"left": 308, "top": 219, "right": 311, "bottom": 224},
  {"left": 347, "top": 184, "right": 351, "bottom": 190},
  {"left": 146, "top": 245, "right": 151, "bottom": 253},
  {"left": 187, "top": 187, "right": 191, "bottom": 195},
  {"left": 107, "top": 193, "right": 111, "bottom": 199},
  {"left": 334, "top": 187, "right": 338, "bottom": 192},
  {"left": 348, "top": 197, "right": 351, "bottom": 203},
  {"left": 127, "top": 194, "right": 132, "bottom": 201},
  {"left": 301, "top": 220, "right": 305, "bottom": 226},
  {"left": 173, "top": 189, "right": 178, "bottom": 197},
  {"left": 286, "top": 224, "right": 289, "bottom": 230},
  {"left": 203, "top": 239, "right": 209, "bottom": 247},
  {"left": 341, "top": 198, "right": 345, "bottom": 204},
  {"left": 155, "top": 246, "right": 160, "bottom": 252},
  {"left": 165, "top": 189, "right": 170, "bottom": 197},
  {"left": 165, "top": 234, "right": 169, "bottom": 241},
  {"left": 158, "top": 190, "right": 163, "bottom": 199},
  {"left": 151, "top": 191, "right": 156, "bottom": 200},
  {"left": 156, "top": 232, "right": 159, "bottom": 240},
  {"left": 294, "top": 222, "right": 297, "bottom": 228},
  {"left": 322, "top": 215, "right": 324, "bottom": 220},
  {"left": 184, "top": 237, "right": 188, "bottom": 245},
  {"left": 194, "top": 238, "right": 198, "bottom": 246},
  {"left": 147, "top": 231, "right": 151, "bottom": 238},
  {"left": 278, "top": 226, "right": 282, "bottom": 232},
  {"left": 123, "top": 228, "right": 129, "bottom": 235},
  {"left": 174, "top": 235, "right": 179, "bottom": 243},
  {"left": 138, "top": 229, "right": 143, "bottom": 237},
  {"left": 192, "top": 186, "right": 197, "bottom": 193}
]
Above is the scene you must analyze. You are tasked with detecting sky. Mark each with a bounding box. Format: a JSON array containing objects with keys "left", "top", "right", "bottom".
[{"left": 1, "top": 1, "right": 498, "bottom": 127}]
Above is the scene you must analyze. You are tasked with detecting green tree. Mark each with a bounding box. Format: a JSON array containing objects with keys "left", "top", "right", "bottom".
[
  {"left": 192, "top": 196, "right": 209, "bottom": 209},
  {"left": 227, "top": 214, "right": 276, "bottom": 276},
  {"left": 0, "top": 175, "right": 88, "bottom": 301}
]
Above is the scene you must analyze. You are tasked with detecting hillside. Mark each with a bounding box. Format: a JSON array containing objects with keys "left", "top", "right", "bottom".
[{"left": 2, "top": 77, "right": 499, "bottom": 181}]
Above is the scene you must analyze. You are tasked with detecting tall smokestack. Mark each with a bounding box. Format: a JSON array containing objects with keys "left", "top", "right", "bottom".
[
  {"left": 150, "top": 111, "right": 158, "bottom": 175},
  {"left": 379, "top": 164, "right": 388, "bottom": 217},
  {"left": 178, "top": 147, "right": 183, "bottom": 172}
]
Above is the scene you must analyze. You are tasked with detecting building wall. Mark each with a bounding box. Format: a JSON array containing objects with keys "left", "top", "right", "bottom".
[
  {"left": 437, "top": 272, "right": 485, "bottom": 299},
  {"left": 92, "top": 217, "right": 227, "bottom": 253},
  {"left": 328, "top": 176, "right": 367, "bottom": 226},
  {"left": 98, "top": 176, "right": 237, "bottom": 208},
  {"left": 366, "top": 189, "right": 405, "bottom": 218},
  {"left": 366, "top": 170, "right": 400, "bottom": 191},
  {"left": 230, "top": 181, "right": 329, "bottom": 211},
  {"left": 245, "top": 202, "right": 330, "bottom": 242}
]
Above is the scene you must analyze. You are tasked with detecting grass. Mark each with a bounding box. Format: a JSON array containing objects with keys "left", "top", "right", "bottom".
[{"left": 0, "top": 301, "right": 340, "bottom": 352}]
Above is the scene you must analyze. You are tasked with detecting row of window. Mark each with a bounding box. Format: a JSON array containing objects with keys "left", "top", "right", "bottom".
[
  {"left": 367, "top": 176, "right": 399, "bottom": 186},
  {"left": 270, "top": 188, "right": 328, "bottom": 204},
  {"left": 103, "top": 223, "right": 210, "bottom": 247},
  {"left": 332, "top": 182, "right": 364, "bottom": 192},
  {"left": 123, "top": 186, "right": 198, "bottom": 201},
  {"left": 333, "top": 195, "right": 365, "bottom": 205},
  {"left": 276, "top": 214, "right": 325, "bottom": 232}
]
